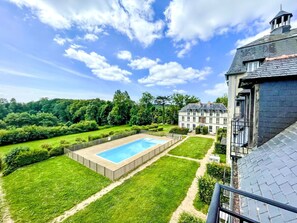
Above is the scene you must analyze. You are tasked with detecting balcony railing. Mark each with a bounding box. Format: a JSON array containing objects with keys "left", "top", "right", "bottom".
[
  {"left": 231, "top": 115, "right": 250, "bottom": 158},
  {"left": 207, "top": 183, "right": 297, "bottom": 223}
]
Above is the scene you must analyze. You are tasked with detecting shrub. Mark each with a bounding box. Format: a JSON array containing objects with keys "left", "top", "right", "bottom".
[
  {"left": 88, "top": 135, "right": 102, "bottom": 141},
  {"left": 217, "top": 128, "right": 227, "bottom": 142},
  {"left": 206, "top": 163, "right": 231, "bottom": 183},
  {"left": 75, "top": 137, "right": 83, "bottom": 143},
  {"left": 178, "top": 212, "right": 205, "bottom": 223},
  {"left": 49, "top": 146, "right": 64, "bottom": 157},
  {"left": 198, "top": 175, "right": 217, "bottom": 204},
  {"left": 109, "top": 131, "right": 114, "bottom": 136},
  {"left": 202, "top": 126, "right": 208, "bottom": 135},
  {"left": 0, "top": 156, "right": 3, "bottom": 171},
  {"left": 3, "top": 147, "right": 49, "bottom": 176},
  {"left": 195, "top": 126, "right": 201, "bottom": 134},
  {"left": 149, "top": 128, "right": 158, "bottom": 132},
  {"left": 169, "top": 127, "right": 189, "bottom": 135},
  {"left": 60, "top": 140, "right": 70, "bottom": 145},
  {"left": 41, "top": 143, "right": 53, "bottom": 151},
  {"left": 215, "top": 142, "right": 226, "bottom": 154},
  {"left": 157, "top": 127, "right": 163, "bottom": 131},
  {"left": 131, "top": 126, "right": 141, "bottom": 133},
  {"left": 149, "top": 124, "right": 158, "bottom": 129}
]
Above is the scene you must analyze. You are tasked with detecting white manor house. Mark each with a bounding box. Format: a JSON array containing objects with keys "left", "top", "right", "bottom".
[{"left": 178, "top": 102, "right": 228, "bottom": 134}]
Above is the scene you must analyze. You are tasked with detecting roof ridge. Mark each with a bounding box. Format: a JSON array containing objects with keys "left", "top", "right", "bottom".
[{"left": 266, "top": 54, "right": 297, "bottom": 61}]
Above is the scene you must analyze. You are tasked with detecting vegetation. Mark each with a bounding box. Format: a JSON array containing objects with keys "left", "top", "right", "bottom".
[
  {"left": 215, "top": 94, "right": 228, "bottom": 107},
  {"left": 0, "top": 125, "right": 130, "bottom": 157},
  {"left": 169, "top": 137, "right": 214, "bottom": 159},
  {"left": 214, "top": 142, "right": 226, "bottom": 154},
  {"left": 65, "top": 156, "right": 199, "bottom": 223},
  {"left": 202, "top": 126, "right": 208, "bottom": 135},
  {"left": 178, "top": 212, "right": 205, "bottom": 223},
  {"left": 169, "top": 127, "right": 189, "bottom": 135},
  {"left": 206, "top": 163, "right": 231, "bottom": 183},
  {"left": 198, "top": 175, "right": 217, "bottom": 204},
  {"left": 2, "top": 156, "right": 111, "bottom": 223}
]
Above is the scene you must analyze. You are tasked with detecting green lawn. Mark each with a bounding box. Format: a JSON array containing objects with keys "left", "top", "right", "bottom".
[
  {"left": 2, "top": 156, "right": 111, "bottom": 223},
  {"left": 0, "top": 125, "right": 131, "bottom": 157},
  {"left": 169, "top": 137, "right": 214, "bottom": 159},
  {"left": 219, "top": 154, "right": 226, "bottom": 163},
  {"left": 65, "top": 156, "right": 199, "bottom": 223}
]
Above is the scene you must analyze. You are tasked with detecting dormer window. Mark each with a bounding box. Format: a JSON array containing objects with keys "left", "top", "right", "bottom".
[{"left": 246, "top": 61, "right": 260, "bottom": 72}]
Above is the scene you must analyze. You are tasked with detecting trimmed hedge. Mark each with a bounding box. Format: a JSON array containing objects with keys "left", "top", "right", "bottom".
[
  {"left": 198, "top": 175, "right": 217, "bottom": 204},
  {"left": 216, "top": 128, "right": 227, "bottom": 142},
  {"left": 49, "top": 146, "right": 64, "bottom": 157},
  {"left": 2, "top": 147, "right": 49, "bottom": 176},
  {"left": 178, "top": 212, "right": 205, "bottom": 223},
  {"left": 0, "top": 121, "right": 99, "bottom": 146},
  {"left": 169, "top": 127, "right": 189, "bottom": 135},
  {"left": 195, "top": 126, "right": 201, "bottom": 134},
  {"left": 206, "top": 162, "right": 231, "bottom": 183},
  {"left": 215, "top": 142, "right": 226, "bottom": 154},
  {"left": 202, "top": 126, "right": 208, "bottom": 135}
]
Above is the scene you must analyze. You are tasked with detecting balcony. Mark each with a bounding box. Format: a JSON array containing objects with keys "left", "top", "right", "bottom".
[
  {"left": 206, "top": 183, "right": 297, "bottom": 223},
  {"left": 231, "top": 115, "right": 250, "bottom": 159}
]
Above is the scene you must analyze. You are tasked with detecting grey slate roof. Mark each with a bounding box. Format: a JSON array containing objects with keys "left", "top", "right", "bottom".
[
  {"left": 239, "top": 56, "right": 297, "bottom": 87},
  {"left": 226, "top": 28, "right": 297, "bottom": 75},
  {"left": 270, "top": 10, "right": 293, "bottom": 23},
  {"left": 238, "top": 121, "right": 297, "bottom": 222},
  {"left": 179, "top": 103, "right": 227, "bottom": 112}
]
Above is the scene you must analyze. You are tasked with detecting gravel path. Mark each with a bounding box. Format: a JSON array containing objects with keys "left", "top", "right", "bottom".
[
  {"left": 169, "top": 136, "right": 215, "bottom": 222},
  {"left": 51, "top": 137, "right": 188, "bottom": 223},
  {"left": 0, "top": 174, "right": 14, "bottom": 223}
]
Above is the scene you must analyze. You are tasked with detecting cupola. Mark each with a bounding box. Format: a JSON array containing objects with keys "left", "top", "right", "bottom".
[{"left": 269, "top": 5, "right": 293, "bottom": 34}]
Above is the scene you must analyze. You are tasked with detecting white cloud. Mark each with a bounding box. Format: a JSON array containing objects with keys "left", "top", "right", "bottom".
[
  {"left": 83, "top": 33, "right": 98, "bottom": 42},
  {"left": 138, "top": 62, "right": 211, "bottom": 86},
  {"left": 53, "top": 35, "right": 72, "bottom": 45},
  {"left": 9, "top": 0, "right": 164, "bottom": 47},
  {"left": 205, "top": 82, "right": 228, "bottom": 97},
  {"left": 206, "top": 57, "right": 211, "bottom": 62},
  {"left": 117, "top": 51, "right": 132, "bottom": 61},
  {"left": 176, "top": 40, "right": 197, "bottom": 58},
  {"left": 173, "top": 89, "right": 186, "bottom": 94},
  {"left": 129, "top": 57, "right": 160, "bottom": 70},
  {"left": 64, "top": 46, "right": 131, "bottom": 83},
  {"left": 165, "top": 0, "right": 297, "bottom": 56}
]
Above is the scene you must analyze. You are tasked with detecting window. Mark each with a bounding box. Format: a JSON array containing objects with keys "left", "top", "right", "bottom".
[
  {"left": 182, "top": 123, "right": 184, "bottom": 127},
  {"left": 209, "top": 118, "right": 212, "bottom": 123},
  {"left": 187, "top": 117, "right": 190, "bottom": 122},
  {"left": 209, "top": 125, "right": 212, "bottom": 132},
  {"left": 216, "top": 118, "right": 219, "bottom": 124},
  {"left": 193, "top": 112, "right": 196, "bottom": 116},
  {"left": 193, "top": 117, "right": 196, "bottom": 122},
  {"left": 216, "top": 126, "right": 219, "bottom": 131},
  {"left": 224, "top": 118, "right": 227, "bottom": 125},
  {"left": 187, "top": 112, "right": 190, "bottom": 116},
  {"left": 210, "top": 111, "right": 213, "bottom": 116},
  {"left": 182, "top": 116, "right": 184, "bottom": 121},
  {"left": 246, "top": 61, "right": 260, "bottom": 72},
  {"left": 201, "top": 111, "right": 204, "bottom": 116},
  {"left": 187, "top": 124, "right": 190, "bottom": 129},
  {"left": 216, "top": 112, "right": 220, "bottom": 117},
  {"left": 193, "top": 124, "right": 196, "bottom": 129}
]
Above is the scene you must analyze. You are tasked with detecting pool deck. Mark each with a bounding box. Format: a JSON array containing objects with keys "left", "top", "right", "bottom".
[{"left": 73, "top": 134, "right": 172, "bottom": 171}]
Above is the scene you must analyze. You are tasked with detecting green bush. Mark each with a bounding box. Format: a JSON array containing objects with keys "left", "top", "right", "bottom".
[
  {"left": 3, "top": 147, "right": 49, "bottom": 176},
  {"left": 195, "top": 126, "right": 201, "bottom": 134},
  {"left": 178, "top": 212, "right": 205, "bottom": 223},
  {"left": 198, "top": 175, "right": 217, "bottom": 204},
  {"left": 149, "top": 128, "right": 158, "bottom": 132},
  {"left": 109, "top": 131, "right": 114, "bottom": 135},
  {"left": 169, "top": 127, "right": 189, "bottom": 135},
  {"left": 216, "top": 128, "right": 227, "bottom": 142},
  {"left": 215, "top": 142, "right": 226, "bottom": 154},
  {"left": 149, "top": 124, "right": 158, "bottom": 129},
  {"left": 131, "top": 126, "right": 141, "bottom": 133},
  {"left": 157, "top": 127, "right": 163, "bottom": 131},
  {"left": 202, "top": 126, "right": 208, "bottom": 135},
  {"left": 0, "top": 156, "right": 3, "bottom": 171},
  {"left": 49, "top": 146, "right": 64, "bottom": 157},
  {"left": 40, "top": 143, "right": 53, "bottom": 151},
  {"left": 88, "top": 135, "right": 103, "bottom": 141},
  {"left": 206, "top": 163, "right": 231, "bottom": 183}
]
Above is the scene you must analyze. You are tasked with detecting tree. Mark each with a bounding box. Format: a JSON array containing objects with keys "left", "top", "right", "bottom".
[
  {"left": 215, "top": 94, "right": 228, "bottom": 107},
  {"left": 155, "top": 96, "right": 170, "bottom": 124}
]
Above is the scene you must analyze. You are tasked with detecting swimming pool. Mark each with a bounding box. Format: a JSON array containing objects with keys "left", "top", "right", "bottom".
[{"left": 97, "top": 138, "right": 167, "bottom": 163}]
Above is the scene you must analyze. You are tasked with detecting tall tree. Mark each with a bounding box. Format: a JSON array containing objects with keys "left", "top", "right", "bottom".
[
  {"left": 215, "top": 94, "right": 228, "bottom": 107},
  {"left": 155, "top": 96, "right": 170, "bottom": 124}
]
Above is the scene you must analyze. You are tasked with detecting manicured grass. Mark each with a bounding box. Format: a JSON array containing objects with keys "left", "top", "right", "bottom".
[
  {"left": 169, "top": 137, "right": 214, "bottom": 159},
  {"left": 2, "top": 156, "right": 111, "bottom": 223},
  {"left": 161, "top": 124, "right": 178, "bottom": 132},
  {"left": 65, "top": 156, "right": 199, "bottom": 223},
  {"left": 0, "top": 125, "right": 130, "bottom": 157},
  {"left": 219, "top": 154, "right": 226, "bottom": 163}
]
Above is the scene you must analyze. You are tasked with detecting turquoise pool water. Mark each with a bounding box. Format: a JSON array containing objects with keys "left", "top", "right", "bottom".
[{"left": 97, "top": 138, "right": 167, "bottom": 163}]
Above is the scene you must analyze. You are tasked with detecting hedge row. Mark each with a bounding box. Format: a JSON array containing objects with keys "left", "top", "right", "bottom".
[
  {"left": 206, "top": 162, "right": 231, "bottom": 183},
  {"left": 198, "top": 175, "right": 217, "bottom": 204},
  {"left": 2, "top": 146, "right": 64, "bottom": 176},
  {"left": 0, "top": 121, "right": 101, "bottom": 146},
  {"left": 195, "top": 126, "right": 208, "bottom": 135},
  {"left": 178, "top": 212, "right": 205, "bottom": 223},
  {"left": 169, "top": 127, "right": 189, "bottom": 135},
  {"left": 214, "top": 142, "right": 226, "bottom": 154}
]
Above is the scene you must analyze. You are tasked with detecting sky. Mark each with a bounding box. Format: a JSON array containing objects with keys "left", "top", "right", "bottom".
[{"left": 1, "top": 0, "right": 297, "bottom": 103}]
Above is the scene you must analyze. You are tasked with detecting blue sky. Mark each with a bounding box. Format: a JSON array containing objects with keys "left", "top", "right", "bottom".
[{"left": 1, "top": 0, "right": 297, "bottom": 102}]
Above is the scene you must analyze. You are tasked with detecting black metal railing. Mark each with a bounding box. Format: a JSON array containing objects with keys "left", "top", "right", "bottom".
[
  {"left": 231, "top": 116, "right": 250, "bottom": 158},
  {"left": 206, "top": 183, "right": 297, "bottom": 223}
]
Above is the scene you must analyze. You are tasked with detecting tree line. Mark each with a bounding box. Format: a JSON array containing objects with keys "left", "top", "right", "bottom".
[{"left": 0, "top": 90, "right": 227, "bottom": 129}]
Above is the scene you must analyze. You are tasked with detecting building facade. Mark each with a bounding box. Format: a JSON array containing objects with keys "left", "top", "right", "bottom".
[
  {"left": 178, "top": 103, "right": 227, "bottom": 134},
  {"left": 225, "top": 8, "right": 297, "bottom": 163}
]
